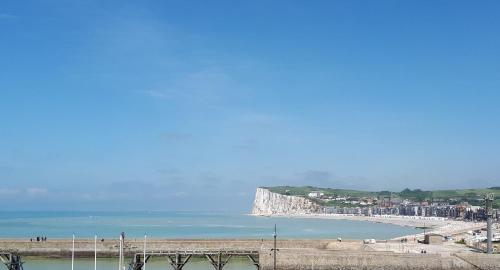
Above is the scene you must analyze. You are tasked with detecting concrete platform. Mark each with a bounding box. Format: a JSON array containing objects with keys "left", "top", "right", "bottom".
[{"left": 1, "top": 239, "right": 499, "bottom": 270}]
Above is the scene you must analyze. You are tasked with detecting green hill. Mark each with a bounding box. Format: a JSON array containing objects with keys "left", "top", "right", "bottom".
[{"left": 262, "top": 186, "right": 500, "bottom": 208}]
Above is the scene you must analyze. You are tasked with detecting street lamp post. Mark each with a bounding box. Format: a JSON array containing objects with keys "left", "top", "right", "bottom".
[{"left": 271, "top": 225, "right": 279, "bottom": 270}]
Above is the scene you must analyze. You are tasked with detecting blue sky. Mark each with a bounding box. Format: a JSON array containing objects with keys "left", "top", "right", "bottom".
[{"left": 1, "top": 0, "right": 499, "bottom": 211}]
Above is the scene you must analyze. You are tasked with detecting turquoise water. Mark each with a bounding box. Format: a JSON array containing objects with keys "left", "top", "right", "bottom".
[
  {"left": 24, "top": 257, "right": 255, "bottom": 270},
  {"left": 0, "top": 211, "right": 419, "bottom": 239}
]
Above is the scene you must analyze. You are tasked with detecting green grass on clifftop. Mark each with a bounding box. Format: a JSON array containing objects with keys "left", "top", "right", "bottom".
[
  {"left": 261, "top": 186, "right": 500, "bottom": 208},
  {"left": 265, "top": 186, "right": 376, "bottom": 198}
]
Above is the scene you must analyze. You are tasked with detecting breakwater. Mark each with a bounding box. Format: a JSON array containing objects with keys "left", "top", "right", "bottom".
[{"left": 1, "top": 239, "right": 499, "bottom": 270}]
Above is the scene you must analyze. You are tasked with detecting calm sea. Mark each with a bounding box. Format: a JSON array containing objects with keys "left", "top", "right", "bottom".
[
  {"left": 1, "top": 211, "right": 422, "bottom": 269},
  {"left": 0, "top": 211, "right": 419, "bottom": 240},
  {"left": 23, "top": 258, "right": 256, "bottom": 270}
]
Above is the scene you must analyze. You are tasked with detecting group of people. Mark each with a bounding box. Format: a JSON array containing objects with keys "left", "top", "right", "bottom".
[{"left": 30, "top": 236, "right": 48, "bottom": 242}]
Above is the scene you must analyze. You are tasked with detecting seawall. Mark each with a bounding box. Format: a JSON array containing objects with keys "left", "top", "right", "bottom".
[
  {"left": 1, "top": 239, "right": 499, "bottom": 270},
  {"left": 262, "top": 249, "right": 500, "bottom": 270}
]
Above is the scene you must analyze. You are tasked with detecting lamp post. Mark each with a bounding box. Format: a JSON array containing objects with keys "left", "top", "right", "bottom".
[
  {"left": 94, "top": 234, "right": 97, "bottom": 270},
  {"left": 271, "top": 225, "right": 279, "bottom": 270},
  {"left": 71, "top": 234, "right": 75, "bottom": 270},
  {"left": 143, "top": 234, "right": 147, "bottom": 270}
]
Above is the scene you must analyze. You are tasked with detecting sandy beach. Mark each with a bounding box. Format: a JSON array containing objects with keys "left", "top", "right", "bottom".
[{"left": 264, "top": 213, "right": 487, "bottom": 240}]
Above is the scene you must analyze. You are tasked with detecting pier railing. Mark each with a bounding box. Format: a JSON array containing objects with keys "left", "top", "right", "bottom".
[{"left": 128, "top": 249, "right": 260, "bottom": 270}]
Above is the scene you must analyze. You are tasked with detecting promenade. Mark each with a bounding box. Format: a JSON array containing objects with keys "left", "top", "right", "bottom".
[{"left": 1, "top": 238, "right": 499, "bottom": 270}]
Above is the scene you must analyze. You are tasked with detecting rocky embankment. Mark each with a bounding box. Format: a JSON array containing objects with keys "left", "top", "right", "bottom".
[{"left": 251, "top": 187, "right": 323, "bottom": 215}]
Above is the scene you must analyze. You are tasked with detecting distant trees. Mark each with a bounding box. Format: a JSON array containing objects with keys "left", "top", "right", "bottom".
[
  {"left": 378, "top": 191, "right": 392, "bottom": 196},
  {"left": 463, "top": 192, "right": 477, "bottom": 198},
  {"left": 399, "top": 188, "right": 432, "bottom": 202}
]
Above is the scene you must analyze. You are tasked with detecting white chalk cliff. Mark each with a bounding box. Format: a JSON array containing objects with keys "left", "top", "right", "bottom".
[{"left": 251, "top": 188, "right": 324, "bottom": 215}]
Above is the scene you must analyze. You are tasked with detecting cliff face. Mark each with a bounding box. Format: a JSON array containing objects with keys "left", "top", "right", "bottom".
[{"left": 251, "top": 188, "right": 324, "bottom": 215}]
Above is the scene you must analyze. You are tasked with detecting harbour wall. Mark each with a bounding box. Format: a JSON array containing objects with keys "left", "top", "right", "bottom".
[
  {"left": 1, "top": 239, "right": 499, "bottom": 270},
  {"left": 261, "top": 249, "right": 500, "bottom": 270},
  {"left": 0, "top": 238, "right": 329, "bottom": 257}
]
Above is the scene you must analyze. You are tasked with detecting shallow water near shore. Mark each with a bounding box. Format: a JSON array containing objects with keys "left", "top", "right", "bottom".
[
  {"left": 24, "top": 257, "right": 255, "bottom": 270},
  {"left": 0, "top": 211, "right": 419, "bottom": 239}
]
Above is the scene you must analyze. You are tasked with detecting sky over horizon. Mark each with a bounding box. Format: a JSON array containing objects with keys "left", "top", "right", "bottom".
[{"left": 1, "top": 0, "right": 500, "bottom": 211}]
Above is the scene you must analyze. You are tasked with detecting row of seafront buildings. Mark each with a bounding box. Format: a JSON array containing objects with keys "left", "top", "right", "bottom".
[
  {"left": 324, "top": 203, "right": 500, "bottom": 221},
  {"left": 303, "top": 190, "right": 499, "bottom": 221},
  {"left": 308, "top": 192, "right": 500, "bottom": 221}
]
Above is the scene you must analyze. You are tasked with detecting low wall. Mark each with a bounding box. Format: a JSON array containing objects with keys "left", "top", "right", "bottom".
[
  {"left": 260, "top": 250, "right": 500, "bottom": 270},
  {"left": 2, "top": 239, "right": 500, "bottom": 270},
  {"left": 0, "top": 239, "right": 332, "bottom": 257},
  {"left": 454, "top": 254, "right": 500, "bottom": 270}
]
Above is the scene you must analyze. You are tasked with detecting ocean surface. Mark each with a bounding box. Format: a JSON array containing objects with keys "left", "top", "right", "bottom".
[
  {"left": 23, "top": 258, "right": 256, "bottom": 270},
  {"left": 0, "top": 211, "right": 420, "bottom": 239},
  {"left": 1, "top": 211, "right": 423, "bottom": 269}
]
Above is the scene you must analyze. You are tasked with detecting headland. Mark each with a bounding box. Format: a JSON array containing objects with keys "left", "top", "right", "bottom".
[
  {"left": 251, "top": 187, "right": 499, "bottom": 241},
  {"left": 1, "top": 187, "right": 499, "bottom": 270}
]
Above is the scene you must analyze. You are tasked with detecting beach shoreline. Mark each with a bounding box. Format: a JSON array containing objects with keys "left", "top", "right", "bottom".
[{"left": 252, "top": 213, "right": 486, "bottom": 240}]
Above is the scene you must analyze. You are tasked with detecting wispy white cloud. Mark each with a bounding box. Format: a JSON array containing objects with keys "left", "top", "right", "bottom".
[{"left": 83, "top": 14, "right": 252, "bottom": 108}]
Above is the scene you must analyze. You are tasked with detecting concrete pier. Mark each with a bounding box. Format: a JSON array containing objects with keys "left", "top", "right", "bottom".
[{"left": 1, "top": 239, "right": 499, "bottom": 270}]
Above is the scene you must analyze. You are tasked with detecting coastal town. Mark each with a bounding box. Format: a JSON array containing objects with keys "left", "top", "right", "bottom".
[
  {"left": 253, "top": 187, "right": 500, "bottom": 255},
  {"left": 266, "top": 186, "right": 500, "bottom": 222},
  {"left": 305, "top": 190, "right": 500, "bottom": 222}
]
